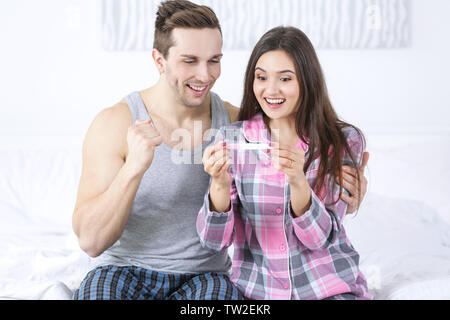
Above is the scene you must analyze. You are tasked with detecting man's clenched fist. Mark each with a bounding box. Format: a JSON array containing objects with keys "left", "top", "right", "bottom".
[{"left": 125, "top": 120, "right": 163, "bottom": 176}]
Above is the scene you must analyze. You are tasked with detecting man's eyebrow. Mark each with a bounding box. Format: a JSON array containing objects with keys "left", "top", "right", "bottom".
[
  {"left": 255, "top": 67, "right": 295, "bottom": 74},
  {"left": 180, "top": 55, "right": 197, "bottom": 59},
  {"left": 180, "top": 54, "right": 223, "bottom": 59}
]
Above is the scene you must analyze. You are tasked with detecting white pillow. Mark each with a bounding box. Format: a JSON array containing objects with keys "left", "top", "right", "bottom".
[
  {"left": 366, "top": 134, "right": 450, "bottom": 225},
  {"left": 344, "top": 192, "right": 450, "bottom": 299},
  {"left": 0, "top": 149, "right": 81, "bottom": 229}
]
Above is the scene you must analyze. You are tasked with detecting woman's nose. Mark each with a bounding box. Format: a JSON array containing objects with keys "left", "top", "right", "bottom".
[{"left": 266, "top": 79, "right": 280, "bottom": 94}]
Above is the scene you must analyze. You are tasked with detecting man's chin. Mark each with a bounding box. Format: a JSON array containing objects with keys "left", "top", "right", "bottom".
[{"left": 181, "top": 94, "right": 210, "bottom": 108}]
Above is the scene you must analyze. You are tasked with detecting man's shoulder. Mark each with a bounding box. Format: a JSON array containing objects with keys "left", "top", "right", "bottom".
[
  {"left": 221, "top": 100, "right": 240, "bottom": 123},
  {"left": 93, "top": 99, "right": 132, "bottom": 128},
  {"left": 84, "top": 99, "right": 131, "bottom": 156}
]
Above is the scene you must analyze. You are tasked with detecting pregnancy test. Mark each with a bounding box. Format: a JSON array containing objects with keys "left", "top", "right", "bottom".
[{"left": 225, "top": 143, "right": 271, "bottom": 150}]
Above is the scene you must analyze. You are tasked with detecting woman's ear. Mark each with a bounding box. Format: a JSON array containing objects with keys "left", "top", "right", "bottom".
[{"left": 152, "top": 48, "right": 165, "bottom": 75}]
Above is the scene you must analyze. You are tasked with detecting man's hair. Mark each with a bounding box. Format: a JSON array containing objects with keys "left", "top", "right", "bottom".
[{"left": 154, "top": 0, "right": 222, "bottom": 58}]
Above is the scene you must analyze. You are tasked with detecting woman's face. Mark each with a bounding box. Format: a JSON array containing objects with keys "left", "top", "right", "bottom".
[{"left": 253, "top": 50, "right": 301, "bottom": 121}]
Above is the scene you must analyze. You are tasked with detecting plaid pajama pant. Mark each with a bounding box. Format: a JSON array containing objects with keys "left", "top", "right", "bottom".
[{"left": 73, "top": 265, "right": 244, "bottom": 300}]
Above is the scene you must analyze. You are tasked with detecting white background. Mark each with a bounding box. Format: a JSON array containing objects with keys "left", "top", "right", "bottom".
[{"left": 0, "top": 0, "right": 449, "bottom": 137}]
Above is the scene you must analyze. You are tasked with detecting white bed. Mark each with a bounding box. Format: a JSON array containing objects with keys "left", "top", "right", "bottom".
[{"left": 0, "top": 134, "right": 449, "bottom": 300}]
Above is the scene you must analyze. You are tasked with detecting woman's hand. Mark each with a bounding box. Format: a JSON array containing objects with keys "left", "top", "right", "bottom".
[
  {"left": 269, "top": 142, "right": 307, "bottom": 186},
  {"left": 202, "top": 141, "right": 233, "bottom": 212},
  {"left": 202, "top": 141, "right": 233, "bottom": 187}
]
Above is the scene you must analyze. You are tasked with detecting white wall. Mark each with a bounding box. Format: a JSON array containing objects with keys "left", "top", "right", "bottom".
[{"left": 0, "top": 0, "right": 449, "bottom": 137}]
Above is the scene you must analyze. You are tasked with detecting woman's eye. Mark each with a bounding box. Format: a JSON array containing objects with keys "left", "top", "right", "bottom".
[
  {"left": 281, "top": 77, "right": 291, "bottom": 81},
  {"left": 256, "top": 76, "right": 266, "bottom": 80}
]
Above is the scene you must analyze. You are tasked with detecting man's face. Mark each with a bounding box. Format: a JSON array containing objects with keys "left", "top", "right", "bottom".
[{"left": 163, "top": 28, "right": 223, "bottom": 108}]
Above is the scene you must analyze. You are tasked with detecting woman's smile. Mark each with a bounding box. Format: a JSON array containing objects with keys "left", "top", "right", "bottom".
[{"left": 264, "top": 97, "right": 286, "bottom": 109}]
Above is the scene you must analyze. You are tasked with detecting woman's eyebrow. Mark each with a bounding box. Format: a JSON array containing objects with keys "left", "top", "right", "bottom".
[
  {"left": 278, "top": 69, "right": 296, "bottom": 74},
  {"left": 255, "top": 66, "right": 295, "bottom": 74}
]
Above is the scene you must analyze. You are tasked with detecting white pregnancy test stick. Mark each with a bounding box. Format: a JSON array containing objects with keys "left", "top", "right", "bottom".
[{"left": 225, "top": 143, "right": 271, "bottom": 150}]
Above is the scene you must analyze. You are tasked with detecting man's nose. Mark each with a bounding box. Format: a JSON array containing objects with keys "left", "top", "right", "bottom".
[{"left": 195, "top": 63, "right": 210, "bottom": 83}]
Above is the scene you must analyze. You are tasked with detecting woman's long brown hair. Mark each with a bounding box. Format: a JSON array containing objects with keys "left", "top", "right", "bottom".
[{"left": 239, "top": 26, "right": 365, "bottom": 207}]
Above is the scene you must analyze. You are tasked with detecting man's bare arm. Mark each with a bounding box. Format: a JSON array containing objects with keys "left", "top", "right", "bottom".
[
  {"left": 72, "top": 102, "right": 162, "bottom": 257},
  {"left": 72, "top": 103, "right": 139, "bottom": 257}
]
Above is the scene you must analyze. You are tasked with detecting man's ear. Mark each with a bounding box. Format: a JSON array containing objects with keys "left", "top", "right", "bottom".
[{"left": 152, "top": 48, "right": 165, "bottom": 75}]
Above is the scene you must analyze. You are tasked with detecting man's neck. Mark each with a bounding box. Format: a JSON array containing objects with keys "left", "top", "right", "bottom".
[{"left": 141, "top": 80, "right": 211, "bottom": 127}]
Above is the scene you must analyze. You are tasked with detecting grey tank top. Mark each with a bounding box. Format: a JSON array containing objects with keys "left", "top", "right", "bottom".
[{"left": 91, "top": 91, "right": 231, "bottom": 274}]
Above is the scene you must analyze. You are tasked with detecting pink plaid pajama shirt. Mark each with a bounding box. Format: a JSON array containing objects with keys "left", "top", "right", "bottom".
[{"left": 197, "top": 112, "right": 372, "bottom": 300}]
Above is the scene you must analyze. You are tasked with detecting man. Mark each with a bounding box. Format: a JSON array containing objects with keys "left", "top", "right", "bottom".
[{"left": 72, "top": 0, "right": 368, "bottom": 300}]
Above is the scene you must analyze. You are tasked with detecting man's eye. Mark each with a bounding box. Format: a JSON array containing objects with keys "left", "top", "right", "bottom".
[
  {"left": 184, "top": 60, "right": 195, "bottom": 64},
  {"left": 209, "top": 60, "right": 220, "bottom": 64}
]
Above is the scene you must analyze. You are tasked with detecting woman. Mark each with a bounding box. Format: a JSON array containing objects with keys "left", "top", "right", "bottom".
[{"left": 197, "top": 26, "right": 372, "bottom": 300}]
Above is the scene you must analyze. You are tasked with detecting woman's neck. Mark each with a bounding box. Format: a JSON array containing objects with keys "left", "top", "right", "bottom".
[{"left": 268, "top": 116, "right": 299, "bottom": 146}]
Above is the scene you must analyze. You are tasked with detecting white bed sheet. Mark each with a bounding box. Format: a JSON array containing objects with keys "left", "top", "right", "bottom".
[{"left": 0, "top": 222, "right": 90, "bottom": 300}]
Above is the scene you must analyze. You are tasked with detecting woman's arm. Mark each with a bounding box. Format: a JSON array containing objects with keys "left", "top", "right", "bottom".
[
  {"left": 289, "top": 178, "right": 312, "bottom": 218},
  {"left": 197, "top": 179, "right": 238, "bottom": 253},
  {"left": 290, "top": 127, "right": 365, "bottom": 250},
  {"left": 270, "top": 128, "right": 365, "bottom": 250},
  {"left": 209, "top": 173, "right": 232, "bottom": 212},
  {"left": 196, "top": 135, "right": 236, "bottom": 252},
  {"left": 269, "top": 140, "right": 311, "bottom": 218}
]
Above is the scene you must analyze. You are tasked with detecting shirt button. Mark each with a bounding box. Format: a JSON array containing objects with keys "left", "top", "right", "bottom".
[
  {"left": 279, "top": 244, "right": 286, "bottom": 252},
  {"left": 275, "top": 207, "right": 282, "bottom": 215},
  {"left": 283, "top": 282, "right": 289, "bottom": 289}
]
